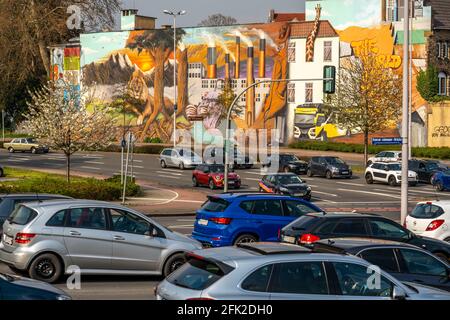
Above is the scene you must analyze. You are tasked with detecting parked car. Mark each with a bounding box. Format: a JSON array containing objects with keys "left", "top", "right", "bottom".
[
  {"left": 280, "top": 212, "right": 450, "bottom": 262},
  {"left": 258, "top": 173, "right": 312, "bottom": 201},
  {"left": 203, "top": 146, "right": 254, "bottom": 169},
  {"left": 365, "top": 162, "right": 418, "bottom": 186},
  {"left": 156, "top": 242, "right": 450, "bottom": 300},
  {"left": 0, "top": 194, "right": 72, "bottom": 235},
  {"left": 432, "top": 169, "right": 450, "bottom": 192},
  {"left": 405, "top": 201, "right": 450, "bottom": 242},
  {"left": 367, "top": 151, "right": 402, "bottom": 166},
  {"left": 307, "top": 156, "right": 352, "bottom": 179},
  {"left": 0, "top": 200, "right": 202, "bottom": 283},
  {"left": 159, "top": 148, "right": 202, "bottom": 170},
  {"left": 0, "top": 272, "right": 71, "bottom": 300},
  {"left": 313, "top": 238, "right": 450, "bottom": 292},
  {"left": 262, "top": 153, "right": 308, "bottom": 174},
  {"left": 192, "top": 164, "right": 241, "bottom": 190},
  {"left": 4, "top": 138, "right": 49, "bottom": 154},
  {"left": 409, "top": 159, "right": 447, "bottom": 184},
  {"left": 191, "top": 193, "right": 323, "bottom": 247}
]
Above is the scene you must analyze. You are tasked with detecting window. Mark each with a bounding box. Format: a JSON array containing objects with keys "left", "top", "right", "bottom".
[
  {"left": 305, "top": 83, "right": 313, "bottom": 103},
  {"left": 252, "top": 200, "right": 283, "bottom": 216},
  {"left": 410, "top": 203, "right": 444, "bottom": 219},
  {"left": 68, "top": 208, "right": 107, "bottom": 230},
  {"left": 241, "top": 265, "right": 273, "bottom": 292},
  {"left": 284, "top": 200, "right": 320, "bottom": 217},
  {"left": 162, "top": 149, "right": 172, "bottom": 156},
  {"left": 9, "top": 206, "right": 38, "bottom": 226},
  {"left": 110, "top": 209, "right": 151, "bottom": 235},
  {"left": 201, "top": 198, "right": 230, "bottom": 213},
  {"left": 46, "top": 210, "right": 67, "bottom": 227},
  {"left": 287, "top": 83, "right": 296, "bottom": 103},
  {"left": 270, "top": 262, "right": 328, "bottom": 295},
  {"left": 316, "top": 220, "right": 337, "bottom": 234},
  {"left": 333, "top": 219, "right": 368, "bottom": 236},
  {"left": 359, "top": 249, "right": 400, "bottom": 273},
  {"left": 438, "top": 72, "right": 447, "bottom": 96},
  {"left": 369, "top": 219, "right": 410, "bottom": 240},
  {"left": 288, "top": 41, "right": 296, "bottom": 63},
  {"left": 442, "top": 42, "right": 448, "bottom": 59},
  {"left": 399, "top": 249, "right": 448, "bottom": 277},
  {"left": 332, "top": 262, "right": 393, "bottom": 297},
  {"left": 239, "top": 201, "right": 254, "bottom": 214},
  {"left": 324, "top": 41, "right": 332, "bottom": 62},
  {"left": 166, "top": 258, "right": 224, "bottom": 290},
  {"left": 385, "top": 152, "right": 395, "bottom": 158}
]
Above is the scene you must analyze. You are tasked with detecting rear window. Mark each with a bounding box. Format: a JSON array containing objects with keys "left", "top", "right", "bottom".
[
  {"left": 410, "top": 204, "right": 444, "bottom": 219},
  {"left": 288, "top": 215, "right": 321, "bottom": 231},
  {"left": 8, "top": 206, "right": 38, "bottom": 226},
  {"left": 201, "top": 198, "right": 230, "bottom": 212},
  {"left": 166, "top": 258, "right": 225, "bottom": 290}
]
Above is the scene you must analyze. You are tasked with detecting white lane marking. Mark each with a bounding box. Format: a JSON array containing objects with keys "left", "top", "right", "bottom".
[
  {"left": 177, "top": 219, "right": 196, "bottom": 222},
  {"left": 156, "top": 171, "right": 182, "bottom": 176},
  {"left": 409, "top": 189, "right": 450, "bottom": 196},
  {"left": 81, "top": 166, "right": 101, "bottom": 170},
  {"left": 309, "top": 185, "right": 319, "bottom": 188},
  {"left": 336, "top": 182, "right": 366, "bottom": 187},
  {"left": 168, "top": 225, "right": 194, "bottom": 229},
  {"left": 338, "top": 188, "right": 401, "bottom": 199},
  {"left": 133, "top": 165, "right": 145, "bottom": 169},
  {"left": 157, "top": 175, "right": 180, "bottom": 180},
  {"left": 245, "top": 178, "right": 261, "bottom": 181},
  {"left": 133, "top": 160, "right": 143, "bottom": 163},
  {"left": 312, "top": 191, "right": 338, "bottom": 197},
  {"left": 85, "top": 161, "right": 105, "bottom": 165},
  {"left": 130, "top": 197, "right": 203, "bottom": 203},
  {"left": 46, "top": 157, "right": 65, "bottom": 161},
  {"left": 249, "top": 187, "right": 258, "bottom": 190},
  {"left": 374, "top": 188, "right": 401, "bottom": 194},
  {"left": 161, "top": 168, "right": 184, "bottom": 173},
  {"left": 245, "top": 171, "right": 263, "bottom": 176},
  {"left": 313, "top": 199, "right": 337, "bottom": 204}
]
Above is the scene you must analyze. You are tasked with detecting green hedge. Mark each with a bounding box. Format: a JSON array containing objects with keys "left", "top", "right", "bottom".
[
  {"left": 289, "top": 141, "right": 450, "bottom": 160},
  {"left": 0, "top": 168, "right": 141, "bottom": 201},
  {"left": 102, "top": 144, "right": 165, "bottom": 154}
]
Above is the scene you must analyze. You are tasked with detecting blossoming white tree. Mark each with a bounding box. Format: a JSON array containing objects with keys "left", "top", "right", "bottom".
[{"left": 24, "top": 81, "right": 117, "bottom": 182}]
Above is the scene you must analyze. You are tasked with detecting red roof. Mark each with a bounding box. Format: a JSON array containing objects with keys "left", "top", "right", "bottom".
[
  {"left": 290, "top": 20, "right": 339, "bottom": 38},
  {"left": 272, "top": 13, "right": 305, "bottom": 22}
]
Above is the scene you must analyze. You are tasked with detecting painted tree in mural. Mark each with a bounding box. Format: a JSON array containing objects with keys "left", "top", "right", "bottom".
[
  {"left": 23, "top": 81, "right": 117, "bottom": 183},
  {"left": 327, "top": 53, "right": 402, "bottom": 165},
  {"left": 127, "top": 29, "right": 186, "bottom": 141}
]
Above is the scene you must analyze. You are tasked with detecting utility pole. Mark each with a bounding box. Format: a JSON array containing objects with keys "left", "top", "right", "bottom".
[{"left": 401, "top": 0, "right": 410, "bottom": 224}]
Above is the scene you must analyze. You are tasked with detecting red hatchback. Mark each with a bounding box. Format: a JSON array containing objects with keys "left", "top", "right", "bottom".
[{"left": 192, "top": 164, "right": 241, "bottom": 190}]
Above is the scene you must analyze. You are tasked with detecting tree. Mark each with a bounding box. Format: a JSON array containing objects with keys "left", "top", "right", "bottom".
[
  {"left": 417, "top": 65, "right": 440, "bottom": 102},
  {"left": 327, "top": 54, "right": 402, "bottom": 165},
  {"left": 23, "top": 81, "right": 117, "bottom": 183},
  {"left": 217, "top": 80, "right": 238, "bottom": 119},
  {"left": 198, "top": 14, "right": 237, "bottom": 27}
]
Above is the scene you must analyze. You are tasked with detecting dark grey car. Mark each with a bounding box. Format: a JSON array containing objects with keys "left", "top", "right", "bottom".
[{"left": 307, "top": 157, "right": 352, "bottom": 179}]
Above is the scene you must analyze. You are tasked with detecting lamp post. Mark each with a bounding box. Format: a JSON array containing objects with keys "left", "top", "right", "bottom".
[{"left": 163, "top": 9, "right": 186, "bottom": 148}]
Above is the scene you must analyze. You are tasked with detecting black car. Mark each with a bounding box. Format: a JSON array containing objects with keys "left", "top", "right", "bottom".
[
  {"left": 280, "top": 212, "right": 450, "bottom": 262},
  {"left": 0, "top": 194, "right": 73, "bottom": 234},
  {"left": 307, "top": 156, "right": 352, "bottom": 179},
  {"left": 0, "top": 272, "right": 71, "bottom": 300},
  {"left": 409, "top": 159, "right": 447, "bottom": 184},
  {"left": 258, "top": 173, "right": 312, "bottom": 201},
  {"left": 262, "top": 153, "right": 308, "bottom": 174},
  {"left": 313, "top": 238, "right": 450, "bottom": 292}
]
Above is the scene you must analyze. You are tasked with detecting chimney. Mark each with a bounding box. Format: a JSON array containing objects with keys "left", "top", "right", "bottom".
[
  {"left": 207, "top": 46, "right": 217, "bottom": 79},
  {"left": 121, "top": 9, "right": 156, "bottom": 31},
  {"left": 259, "top": 38, "right": 266, "bottom": 78},
  {"left": 235, "top": 37, "right": 241, "bottom": 79},
  {"left": 225, "top": 53, "right": 231, "bottom": 80},
  {"left": 246, "top": 46, "right": 255, "bottom": 127}
]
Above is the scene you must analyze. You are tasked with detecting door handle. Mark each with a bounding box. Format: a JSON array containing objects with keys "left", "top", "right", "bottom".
[
  {"left": 69, "top": 231, "right": 81, "bottom": 236},
  {"left": 114, "top": 236, "right": 126, "bottom": 241}
]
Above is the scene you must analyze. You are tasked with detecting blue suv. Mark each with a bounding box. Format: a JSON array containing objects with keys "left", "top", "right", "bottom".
[{"left": 192, "top": 193, "right": 323, "bottom": 247}]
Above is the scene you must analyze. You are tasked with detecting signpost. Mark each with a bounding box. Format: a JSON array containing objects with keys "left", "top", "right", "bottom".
[{"left": 371, "top": 137, "right": 403, "bottom": 146}]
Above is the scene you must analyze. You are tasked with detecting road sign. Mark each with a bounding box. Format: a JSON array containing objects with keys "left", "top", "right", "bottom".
[{"left": 372, "top": 137, "right": 402, "bottom": 145}]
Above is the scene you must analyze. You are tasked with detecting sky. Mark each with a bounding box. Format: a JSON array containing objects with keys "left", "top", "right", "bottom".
[{"left": 121, "top": 0, "right": 306, "bottom": 27}]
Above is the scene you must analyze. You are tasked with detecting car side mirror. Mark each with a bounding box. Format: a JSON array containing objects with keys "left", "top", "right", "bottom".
[{"left": 392, "top": 286, "right": 406, "bottom": 300}]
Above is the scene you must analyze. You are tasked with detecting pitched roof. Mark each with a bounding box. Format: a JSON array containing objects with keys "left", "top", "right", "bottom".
[
  {"left": 427, "top": 0, "right": 450, "bottom": 30},
  {"left": 290, "top": 20, "right": 339, "bottom": 39},
  {"left": 272, "top": 13, "right": 306, "bottom": 22}
]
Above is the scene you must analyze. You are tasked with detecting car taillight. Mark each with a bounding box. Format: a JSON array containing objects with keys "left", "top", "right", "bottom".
[
  {"left": 210, "top": 217, "right": 232, "bottom": 225},
  {"left": 186, "top": 298, "right": 215, "bottom": 300},
  {"left": 426, "top": 220, "right": 445, "bottom": 231},
  {"left": 15, "top": 233, "right": 36, "bottom": 244},
  {"left": 299, "top": 234, "right": 321, "bottom": 245}
]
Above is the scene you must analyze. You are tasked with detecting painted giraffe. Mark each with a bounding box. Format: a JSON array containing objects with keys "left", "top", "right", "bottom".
[{"left": 305, "top": 4, "right": 322, "bottom": 62}]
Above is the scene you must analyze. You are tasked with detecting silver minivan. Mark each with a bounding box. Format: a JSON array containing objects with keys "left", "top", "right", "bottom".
[
  {"left": 0, "top": 200, "right": 202, "bottom": 283},
  {"left": 159, "top": 148, "right": 203, "bottom": 170}
]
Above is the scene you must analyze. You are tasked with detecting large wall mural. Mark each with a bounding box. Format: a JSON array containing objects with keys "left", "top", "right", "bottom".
[{"left": 80, "top": 22, "right": 290, "bottom": 143}]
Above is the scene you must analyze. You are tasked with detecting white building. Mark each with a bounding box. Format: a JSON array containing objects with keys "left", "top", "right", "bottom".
[{"left": 286, "top": 20, "right": 340, "bottom": 142}]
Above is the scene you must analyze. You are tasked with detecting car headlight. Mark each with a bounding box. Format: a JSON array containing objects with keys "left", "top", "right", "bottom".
[
  {"left": 56, "top": 295, "right": 72, "bottom": 300},
  {"left": 215, "top": 175, "right": 222, "bottom": 181},
  {"left": 331, "top": 167, "right": 339, "bottom": 172},
  {"left": 279, "top": 187, "right": 289, "bottom": 193},
  {"left": 307, "top": 187, "right": 312, "bottom": 191}
]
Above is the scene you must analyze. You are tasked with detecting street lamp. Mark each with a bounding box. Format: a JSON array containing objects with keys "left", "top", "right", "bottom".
[{"left": 163, "top": 9, "right": 187, "bottom": 148}]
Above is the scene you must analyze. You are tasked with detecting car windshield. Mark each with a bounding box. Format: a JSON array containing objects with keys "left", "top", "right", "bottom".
[
  {"left": 279, "top": 175, "right": 303, "bottom": 185},
  {"left": 326, "top": 157, "right": 345, "bottom": 165},
  {"left": 281, "top": 155, "right": 299, "bottom": 162},
  {"left": 387, "top": 164, "right": 402, "bottom": 171},
  {"left": 210, "top": 166, "right": 225, "bottom": 173},
  {"left": 410, "top": 204, "right": 444, "bottom": 219},
  {"left": 8, "top": 206, "right": 38, "bottom": 225},
  {"left": 426, "top": 163, "right": 440, "bottom": 171},
  {"left": 179, "top": 150, "right": 196, "bottom": 158},
  {"left": 201, "top": 197, "right": 229, "bottom": 212}
]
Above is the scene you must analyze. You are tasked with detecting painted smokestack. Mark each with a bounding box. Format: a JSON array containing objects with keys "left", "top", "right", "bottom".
[
  {"left": 207, "top": 46, "right": 217, "bottom": 79},
  {"left": 259, "top": 38, "right": 266, "bottom": 78},
  {"left": 225, "top": 53, "right": 231, "bottom": 80},
  {"left": 246, "top": 46, "right": 255, "bottom": 127},
  {"left": 235, "top": 37, "right": 241, "bottom": 79}
]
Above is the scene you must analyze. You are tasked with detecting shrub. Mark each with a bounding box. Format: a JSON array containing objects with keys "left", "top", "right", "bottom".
[{"left": 144, "top": 137, "right": 163, "bottom": 144}]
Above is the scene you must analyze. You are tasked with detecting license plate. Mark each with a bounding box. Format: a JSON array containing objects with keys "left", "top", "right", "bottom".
[
  {"left": 198, "top": 219, "right": 209, "bottom": 226},
  {"left": 3, "top": 234, "right": 13, "bottom": 246},
  {"left": 282, "top": 236, "right": 296, "bottom": 244},
  {"left": 341, "top": 171, "right": 349, "bottom": 175}
]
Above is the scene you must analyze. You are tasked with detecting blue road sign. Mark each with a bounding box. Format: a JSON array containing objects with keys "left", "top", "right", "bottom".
[{"left": 372, "top": 137, "right": 403, "bottom": 145}]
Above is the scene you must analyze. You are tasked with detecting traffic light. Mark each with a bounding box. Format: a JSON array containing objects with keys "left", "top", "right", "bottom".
[{"left": 323, "top": 65, "right": 336, "bottom": 94}]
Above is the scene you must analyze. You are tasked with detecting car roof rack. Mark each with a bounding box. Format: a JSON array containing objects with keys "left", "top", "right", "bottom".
[{"left": 236, "top": 243, "right": 311, "bottom": 255}]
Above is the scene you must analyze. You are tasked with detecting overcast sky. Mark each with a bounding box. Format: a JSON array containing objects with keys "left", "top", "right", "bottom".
[{"left": 122, "top": 0, "right": 306, "bottom": 27}]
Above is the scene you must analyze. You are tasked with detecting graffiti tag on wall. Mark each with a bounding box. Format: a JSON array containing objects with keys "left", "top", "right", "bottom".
[
  {"left": 432, "top": 126, "right": 450, "bottom": 138},
  {"left": 351, "top": 39, "right": 402, "bottom": 69}
]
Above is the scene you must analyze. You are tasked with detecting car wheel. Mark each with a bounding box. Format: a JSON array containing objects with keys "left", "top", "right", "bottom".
[
  {"left": 209, "top": 179, "right": 216, "bottom": 190},
  {"left": 388, "top": 176, "right": 397, "bottom": 187},
  {"left": 179, "top": 162, "right": 185, "bottom": 170},
  {"left": 160, "top": 160, "right": 167, "bottom": 168},
  {"left": 192, "top": 176, "right": 199, "bottom": 187},
  {"left": 8, "top": 147, "right": 14, "bottom": 153},
  {"left": 31, "top": 147, "right": 37, "bottom": 154},
  {"left": 326, "top": 171, "right": 333, "bottom": 179},
  {"left": 28, "top": 253, "right": 62, "bottom": 283},
  {"left": 365, "top": 173, "right": 374, "bottom": 184},
  {"left": 434, "top": 252, "right": 449, "bottom": 263},
  {"left": 307, "top": 169, "right": 313, "bottom": 177},
  {"left": 233, "top": 234, "right": 258, "bottom": 245},
  {"left": 163, "top": 253, "right": 186, "bottom": 277},
  {"left": 435, "top": 182, "right": 444, "bottom": 192}
]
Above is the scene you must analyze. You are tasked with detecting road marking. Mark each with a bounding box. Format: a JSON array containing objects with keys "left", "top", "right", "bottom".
[
  {"left": 81, "top": 166, "right": 101, "bottom": 170},
  {"left": 46, "top": 157, "right": 65, "bottom": 161},
  {"left": 313, "top": 198, "right": 337, "bottom": 204},
  {"left": 312, "top": 191, "right": 338, "bottom": 197},
  {"left": 245, "top": 171, "right": 263, "bottom": 176},
  {"left": 85, "top": 161, "right": 105, "bottom": 165},
  {"left": 168, "top": 225, "right": 194, "bottom": 229},
  {"left": 133, "top": 165, "right": 145, "bottom": 169},
  {"left": 245, "top": 178, "right": 261, "bottom": 181},
  {"left": 336, "top": 182, "right": 366, "bottom": 187},
  {"left": 409, "top": 189, "right": 450, "bottom": 196},
  {"left": 177, "top": 219, "right": 196, "bottom": 222},
  {"left": 133, "top": 160, "right": 143, "bottom": 163},
  {"left": 130, "top": 197, "right": 203, "bottom": 203},
  {"left": 7, "top": 159, "right": 27, "bottom": 162},
  {"left": 157, "top": 175, "right": 180, "bottom": 180},
  {"left": 338, "top": 188, "right": 401, "bottom": 199},
  {"left": 156, "top": 171, "right": 182, "bottom": 176}
]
